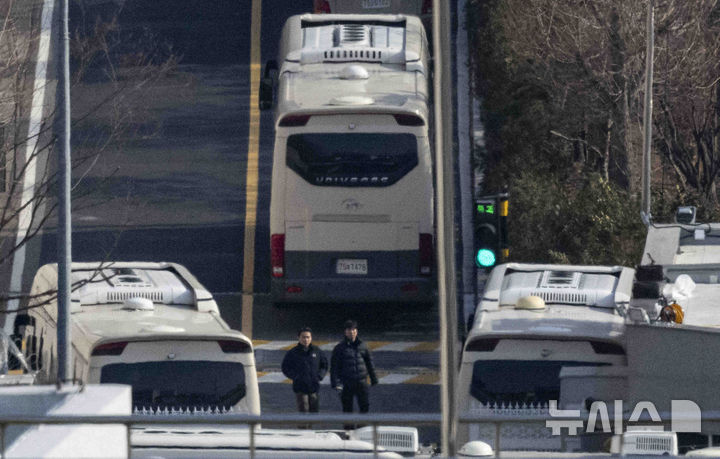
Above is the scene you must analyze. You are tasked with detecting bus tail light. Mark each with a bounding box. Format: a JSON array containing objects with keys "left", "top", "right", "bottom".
[
  {"left": 218, "top": 340, "right": 252, "bottom": 353},
  {"left": 279, "top": 114, "right": 311, "bottom": 127},
  {"left": 419, "top": 233, "right": 433, "bottom": 275},
  {"left": 314, "top": 0, "right": 331, "bottom": 13},
  {"left": 394, "top": 114, "right": 425, "bottom": 126},
  {"left": 271, "top": 234, "right": 285, "bottom": 277},
  {"left": 92, "top": 341, "right": 128, "bottom": 356},
  {"left": 465, "top": 338, "right": 500, "bottom": 352}
]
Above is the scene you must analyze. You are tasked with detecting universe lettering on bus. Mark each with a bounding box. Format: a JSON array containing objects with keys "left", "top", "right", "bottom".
[{"left": 313, "top": 175, "right": 391, "bottom": 185}]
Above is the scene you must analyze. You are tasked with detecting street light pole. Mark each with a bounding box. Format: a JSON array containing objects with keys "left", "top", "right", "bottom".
[
  {"left": 433, "top": 0, "right": 458, "bottom": 456},
  {"left": 56, "top": 0, "right": 72, "bottom": 383},
  {"left": 641, "top": 0, "right": 655, "bottom": 224}
]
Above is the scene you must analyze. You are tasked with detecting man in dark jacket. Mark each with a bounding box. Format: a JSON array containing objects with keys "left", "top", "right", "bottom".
[
  {"left": 330, "top": 320, "right": 378, "bottom": 416},
  {"left": 281, "top": 327, "right": 328, "bottom": 413}
]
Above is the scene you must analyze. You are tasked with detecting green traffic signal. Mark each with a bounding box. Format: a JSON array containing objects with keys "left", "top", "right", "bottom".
[
  {"left": 474, "top": 195, "right": 508, "bottom": 269},
  {"left": 477, "top": 203, "right": 495, "bottom": 214},
  {"left": 475, "top": 248, "right": 496, "bottom": 268}
]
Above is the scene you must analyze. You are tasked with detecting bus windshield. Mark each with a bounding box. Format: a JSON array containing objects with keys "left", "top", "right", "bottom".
[
  {"left": 286, "top": 133, "right": 418, "bottom": 187},
  {"left": 101, "top": 361, "right": 246, "bottom": 410}
]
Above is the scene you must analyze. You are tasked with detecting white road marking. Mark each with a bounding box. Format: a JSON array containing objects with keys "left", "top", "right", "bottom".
[
  {"left": 255, "top": 341, "right": 439, "bottom": 352},
  {"left": 373, "top": 341, "right": 421, "bottom": 352},
  {"left": 253, "top": 340, "right": 296, "bottom": 350},
  {"left": 378, "top": 373, "right": 414, "bottom": 384},
  {"left": 4, "top": 0, "right": 55, "bottom": 334},
  {"left": 257, "top": 372, "right": 438, "bottom": 385},
  {"left": 257, "top": 372, "right": 289, "bottom": 384}
]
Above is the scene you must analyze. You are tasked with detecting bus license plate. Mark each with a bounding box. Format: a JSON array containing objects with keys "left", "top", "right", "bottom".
[
  {"left": 336, "top": 259, "right": 368, "bottom": 275},
  {"left": 362, "top": 0, "right": 391, "bottom": 9}
]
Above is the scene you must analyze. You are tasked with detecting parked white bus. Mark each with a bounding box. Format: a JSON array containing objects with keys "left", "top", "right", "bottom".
[
  {"left": 15, "top": 262, "right": 260, "bottom": 415},
  {"left": 266, "top": 14, "right": 435, "bottom": 304},
  {"left": 131, "top": 426, "right": 413, "bottom": 458},
  {"left": 312, "top": 0, "right": 432, "bottom": 32},
  {"left": 457, "top": 263, "right": 634, "bottom": 451}
]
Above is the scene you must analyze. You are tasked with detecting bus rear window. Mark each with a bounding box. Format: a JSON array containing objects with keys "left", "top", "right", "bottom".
[
  {"left": 470, "top": 360, "right": 610, "bottom": 406},
  {"left": 101, "top": 361, "right": 246, "bottom": 410},
  {"left": 286, "top": 133, "right": 419, "bottom": 187}
]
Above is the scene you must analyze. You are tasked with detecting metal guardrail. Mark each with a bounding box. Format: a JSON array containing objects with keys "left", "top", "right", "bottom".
[
  {"left": 0, "top": 412, "right": 441, "bottom": 459},
  {"left": 458, "top": 410, "right": 720, "bottom": 458},
  {"left": 2, "top": 410, "right": 719, "bottom": 457}
]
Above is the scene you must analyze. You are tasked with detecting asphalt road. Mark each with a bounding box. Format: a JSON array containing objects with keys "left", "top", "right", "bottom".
[
  {"left": 6, "top": 0, "right": 441, "bottom": 441},
  {"left": 40, "top": 0, "right": 441, "bottom": 341},
  {"left": 0, "top": 0, "right": 450, "bottom": 446}
]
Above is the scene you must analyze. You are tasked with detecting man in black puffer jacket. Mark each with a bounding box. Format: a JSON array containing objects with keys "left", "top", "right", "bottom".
[
  {"left": 281, "top": 327, "right": 328, "bottom": 413},
  {"left": 330, "top": 320, "right": 378, "bottom": 417}
]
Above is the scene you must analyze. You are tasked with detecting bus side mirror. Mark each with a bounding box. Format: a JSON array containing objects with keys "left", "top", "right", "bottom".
[{"left": 259, "top": 60, "right": 278, "bottom": 110}]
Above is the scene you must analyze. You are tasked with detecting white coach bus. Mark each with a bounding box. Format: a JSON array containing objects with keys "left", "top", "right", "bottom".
[
  {"left": 266, "top": 14, "right": 435, "bottom": 305},
  {"left": 15, "top": 262, "right": 260, "bottom": 415},
  {"left": 457, "top": 263, "right": 634, "bottom": 451}
]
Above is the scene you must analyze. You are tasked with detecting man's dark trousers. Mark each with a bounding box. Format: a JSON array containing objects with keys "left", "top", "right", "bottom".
[{"left": 340, "top": 380, "right": 369, "bottom": 413}]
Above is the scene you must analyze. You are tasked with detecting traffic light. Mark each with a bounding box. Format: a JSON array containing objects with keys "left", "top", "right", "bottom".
[{"left": 474, "top": 194, "right": 509, "bottom": 269}]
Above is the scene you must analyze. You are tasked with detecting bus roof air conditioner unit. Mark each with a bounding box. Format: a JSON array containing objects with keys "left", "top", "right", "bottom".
[{"left": 500, "top": 269, "right": 619, "bottom": 308}]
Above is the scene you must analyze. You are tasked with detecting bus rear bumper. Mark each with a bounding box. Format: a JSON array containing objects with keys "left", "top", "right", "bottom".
[{"left": 271, "top": 277, "right": 436, "bottom": 304}]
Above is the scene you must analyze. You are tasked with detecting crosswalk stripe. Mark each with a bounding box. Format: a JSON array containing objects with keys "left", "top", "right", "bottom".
[
  {"left": 406, "top": 341, "right": 440, "bottom": 352},
  {"left": 253, "top": 340, "right": 439, "bottom": 352},
  {"left": 253, "top": 340, "right": 296, "bottom": 350},
  {"left": 257, "top": 372, "right": 291, "bottom": 384},
  {"left": 404, "top": 373, "right": 441, "bottom": 385},
  {"left": 256, "top": 372, "right": 439, "bottom": 385},
  {"left": 366, "top": 341, "right": 393, "bottom": 351},
  {"left": 373, "top": 341, "right": 421, "bottom": 352},
  {"left": 378, "top": 373, "right": 414, "bottom": 384}
]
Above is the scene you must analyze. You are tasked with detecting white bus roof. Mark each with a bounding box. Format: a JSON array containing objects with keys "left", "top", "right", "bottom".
[
  {"left": 478, "top": 263, "right": 635, "bottom": 310},
  {"left": 468, "top": 302, "right": 627, "bottom": 343},
  {"left": 468, "top": 263, "right": 632, "bottom": 342},
  {"left": 637, "top": 223, "right": 720, "bottom": 327},
  {"left": 30, "top": 262, "right": 250, "bottom": 348},
  {"left": 641, "top": 223, "right": 720, "bottom": 266},
  {"left": 276, "top": 14, "right": 429, "bottom": 123},
  {"left": 132, "top": 426, "right": 403, "bottom": 458}
]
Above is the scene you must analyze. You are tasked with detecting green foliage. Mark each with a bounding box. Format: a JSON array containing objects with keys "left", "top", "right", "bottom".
[
  {"left": 505, "top": 171, "right": 644, "bottom": 266},
  {"left": 468, "top": 0, "right": 647, "bottom": 266},
  {"left": 652, "top": 187, "right": 720, "bottom": 224}
]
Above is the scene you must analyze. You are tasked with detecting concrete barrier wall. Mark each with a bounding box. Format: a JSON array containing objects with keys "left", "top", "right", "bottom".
[
  {"left": 625, "top": 323, "right": 720, "bottom": 416},
  {"left": 0, "top": 384, "right": 131, "bottom": 458}
]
